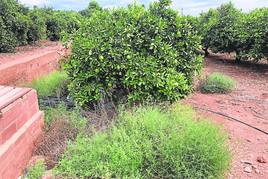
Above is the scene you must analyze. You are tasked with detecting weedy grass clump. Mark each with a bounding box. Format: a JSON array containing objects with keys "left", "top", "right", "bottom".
[
  {"left": 26, "top": 160, "right": 45, "bottom": 179},
  {"left": 44, "top": 103, "right": 86, "bottom": 128},
  {"left": 201, "top": 72, "right": 235, "bottom": 93},
  {"left": 27, "top": 71, "right": 68, "bottom": 97},
  {"left": 34, "top": 104, "right": 87, "bottom": 169},
  {"left": 55, "top": 104, "right": 230, "bottom": 178}
]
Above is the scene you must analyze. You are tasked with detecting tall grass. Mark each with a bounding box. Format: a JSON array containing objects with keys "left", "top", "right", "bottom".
[
  {"left": 55, "top": 104, "right": 231, "bottom": 178},
  {"left": 27, "top": 71, "right": 68, "bottom": 97}
]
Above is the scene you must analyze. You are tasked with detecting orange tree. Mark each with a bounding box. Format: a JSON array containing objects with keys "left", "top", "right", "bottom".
[{"left": 66, "top": 0, "right": 202, "bottom": 106}]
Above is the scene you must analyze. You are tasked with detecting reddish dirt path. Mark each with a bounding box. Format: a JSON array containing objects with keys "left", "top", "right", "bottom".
[
  {"left": 0, "top": 41, "right": 63, "bottom": 65},
  {"left": 0, "top": 41, "right": 69, "bottom": 85},
  {"left": 184, "top": 55, "right": 268, "bottom": 179}
]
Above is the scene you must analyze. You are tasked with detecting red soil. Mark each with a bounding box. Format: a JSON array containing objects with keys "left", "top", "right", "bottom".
[
  {"left": 184, "top": 55, "right": 268, "bottom": 179},
  {"left": 0, "top": 41, "right": 62, "bottom": 65},
  {"left": 0, "top": 41, "right": 69, "bottom": 85}
]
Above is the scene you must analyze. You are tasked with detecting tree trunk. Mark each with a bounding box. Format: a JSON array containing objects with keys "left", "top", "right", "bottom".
[
  {"left": 204, "top": 47, "right": 209, "bottom": 57},
  {"left": 235, "top": 50, "right": 241, "bottom": 63}
]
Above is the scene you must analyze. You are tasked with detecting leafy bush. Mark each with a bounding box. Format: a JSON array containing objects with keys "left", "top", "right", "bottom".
[
  {"left": 27, "top": 71, "right": 68, "bottom": 97},
  {"left": 27, "top": 9, "right": 47, "bottom": 43},
  {"left": 66, "top": 0, "right": 202, "bottom": 106},
  {"left": 80, "top": 0, "right": 102, "bottom": 17},
  {"left": 55, "top": 104, "right": 230, "bottom": 178},
  {"left": 0, "top": 0, "right": 19, "bottom": 52},
  {"left": 238, "top": 8, "right": 268, "bottom": 61},
  {"left": 199, "top": 3, "right": 267, "bottom": 62},
  {"left": 14, "top": 13, "right": 30, "bottom": 46},
  {"left": 201, "top": 72, "right": 235, "bottom": 93},
  {"left": 200, "top": 3, "right": 242, "bottom": 55},
  {"left": 199, "top": 8, "right": 219, "bottom": 56},
  {"left": 0, "top": 17, "right": 17, "bottom": 52},
  {"left": 27, "top": 160, "right": 45, "bottom": 179},
  {"left": 0, "top": 0, "right": 82, "bottom": 52},
  {"left": 46, "top": 11, "right": 82, "bottom": 41}
]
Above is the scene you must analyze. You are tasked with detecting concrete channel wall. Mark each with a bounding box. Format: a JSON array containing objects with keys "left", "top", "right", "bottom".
[{"left": 0, "top": 86, "right": 44, "bottom": 178}]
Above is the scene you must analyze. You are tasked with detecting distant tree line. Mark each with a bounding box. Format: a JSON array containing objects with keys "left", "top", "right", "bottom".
[
  {"left": 1, "top": 0, "right": 267, "bottom": 63},
  {"left": 0, "top": 0, "right": 82, "bottom": 52},
  {"left": 199, "top": 2, "right": 268, "bottom": 62}
]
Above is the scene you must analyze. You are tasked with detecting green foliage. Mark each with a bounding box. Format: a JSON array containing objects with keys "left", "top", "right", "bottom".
[
  {"left": 0, "top": 17, "right": 17, "bottom": 52},
  {"left": 0, "top": 0, "right": 82, "bottom": 52},
  {"left": 15, "top": 13, "right": 30, "bottom": 46},
  {"left": 0, "top": 0, "right": 19, "bottom": 52},
  {"left": 201, "top": 72, "right": 235, "bottom": 93},
  {"left": 199, "top": 8, "right": 218, "bottom": 55},
  {"left": 44, "top": 103, "right": 86, "bottom": 129},
  {"left": 199, "top": 3, "right": 267, "bottom": 62},
  {"left": 27, "top": 160, "right": 45, "bottom": 179},
  {"left": 200, "top": 2, "right": 242, "bottom": 54},
  {"left": 27, "top": 71, "right": 68, "bottom": 97},
  {"left": 45, "top": 10, "right": 82, "bottom": 42},
  {"left": 80, "top": 0, "right": 102, "bottom": 17},
  {"left": 55, "top": 104, "right": 230, "bottom": 178},
  {"left": 46, "top": 11, "right": 82, "bottom": 41},
  {"left": 27, "top": 9, "right": 47, "bottom": 43},
  {"left": 66, "top": 0, "right": 202, "bottom": 106},
  {"left": 238, "top": 8, "right": 268, "bottom": 61}
]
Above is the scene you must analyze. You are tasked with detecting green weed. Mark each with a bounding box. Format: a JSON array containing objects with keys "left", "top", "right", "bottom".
[
  {"left": 201, "top": 72, "right": 235, "bottom": 93},
  {"left": 55, "top": 104, "right": 230, "bottom": 178},
  {"left": 27, "top": 71, "right": 68, "bottom": 97},
  {"left": 44, "top": 103, "right": 86, "bottom": 129},
  {"left": 27, "top": 160, "right": 45, "bottom": 179}
]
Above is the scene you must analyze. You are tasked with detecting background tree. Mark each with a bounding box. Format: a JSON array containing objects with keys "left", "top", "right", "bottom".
[
  {"left": 79, "top": 0, "right": 102, "bottom": 17},
  {"left": 199, "top": 8, "right": 218, "bottom": 56},
  {"left": 66, "top": 0, "right": 202, "bottom": 106},
  {"left": 238, "top": 8, "right": 268, "bottom": 61}
]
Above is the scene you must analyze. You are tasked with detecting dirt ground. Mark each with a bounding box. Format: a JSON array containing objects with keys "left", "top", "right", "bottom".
[
  {"left": 0, "top": 41, "right": 64, "bottom": 65},
  {"left": 2, "top": 42, "right": 267, "bottom": 178},
  {"left": 184, "top": 55, "right": 268, "bottom": 179}
]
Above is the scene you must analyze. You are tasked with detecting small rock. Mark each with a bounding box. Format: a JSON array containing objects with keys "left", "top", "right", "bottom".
[
  {"left": 241, "top": 160, "right": 252, "bottom": 165},
  {"left": 244, "top": 166, "right": 252, "bottom": 173},
  {"left": 255, "top": 169, "right": 260, "bottom": 174},
  {"left": 257, "top": 156, "right": 267, "bottom": 163},
  {"left": 252, "top": 165, "right": 257, "bottom": 169}
]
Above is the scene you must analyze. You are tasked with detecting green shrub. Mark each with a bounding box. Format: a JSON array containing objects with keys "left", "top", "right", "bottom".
[
  {"left": 14, "top": 13, "right": 30, "bottom": 46},
  {"left": 55, "top": 104, "right": 230, "bottom": 178},
  {"left": 0, "top": 0, "right": 82, "bottom": 52},
  {"left": 27, "top": 160, "right": 45, "bottom": 179},
  {"left": 66, "top": 0, "right": 202, "bottom": 106},
  {"left": 46, "top": 11, "right": 82, "bottom": 41},
  {"left": 200, "top": 2, "right": 242, "bottom": 55},
  {"left": 0, "top": 17, "right": 17, "bottom": 52},
  {"left": 79, "top": 0, "right": 103, "bottom": 17},
  {"left": 238, "top": 8, "right": 268, "bottom": 61},
  {"left": 199, "top": 3, "right": 267, "bottom": 63},
  {"left": 27, "top": 9, "right": 47, "bottom": 43},
  {"left": 27, "top": 71, "right": 68, "bottom": 97},
  {"left": 201, "top": 72, "right": 235, "bottom": 93},
  {"left": 199, "top": 8, "right": 219, "bottom": 56},
  {"left": 0, "top": 0, "right": 19, "bottom": 52}
]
